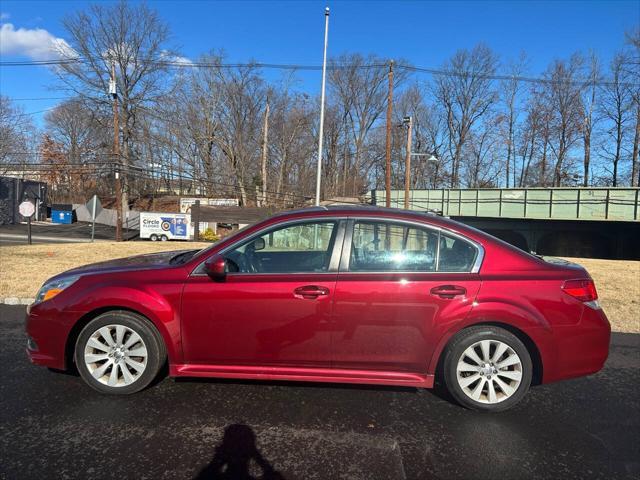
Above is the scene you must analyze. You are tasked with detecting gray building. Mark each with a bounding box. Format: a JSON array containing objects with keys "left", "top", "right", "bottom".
[{"left": 0, "top": 176, "right": 48, "bottom": 225}]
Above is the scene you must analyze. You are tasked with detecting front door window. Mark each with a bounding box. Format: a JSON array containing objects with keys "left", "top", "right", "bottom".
[{"left": 225, "top": 221, "right": 338, "bottom": 274}]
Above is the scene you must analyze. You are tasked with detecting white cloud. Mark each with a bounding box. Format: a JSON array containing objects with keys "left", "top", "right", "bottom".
[
  {"left": 160, "top": 49, "right": 193, "bottom": 66},
  {"left": 171, "top": 55, "right": 193, "bottom": 66},
  {"left": 0, "top": 22, "right": 74, "bottom": 61}
]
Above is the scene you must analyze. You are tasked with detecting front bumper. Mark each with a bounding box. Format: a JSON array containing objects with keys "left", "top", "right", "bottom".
[{"left": 25, "top": 302, "right": 80, "bottom": 370}]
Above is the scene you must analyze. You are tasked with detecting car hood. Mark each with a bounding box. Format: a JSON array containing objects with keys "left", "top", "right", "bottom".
[{"left": 54, "top": 249, "right": 194, "bottom": 279}]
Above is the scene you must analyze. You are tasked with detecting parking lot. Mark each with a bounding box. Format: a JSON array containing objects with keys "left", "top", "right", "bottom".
[{"left": 1, "top": 305, "right": 638, "bottom": 480}]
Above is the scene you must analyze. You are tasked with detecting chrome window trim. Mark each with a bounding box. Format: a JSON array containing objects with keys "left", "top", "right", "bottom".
[
  {"left": 191, "top": 217, "right": 346, "bottom": 277},
  {"left": 341, "top": 216, "right": 484, "bottom": 274}
]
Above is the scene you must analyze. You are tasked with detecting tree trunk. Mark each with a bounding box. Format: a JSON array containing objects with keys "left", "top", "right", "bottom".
[
  {"left": 613, "top": 117, "right": 622, "bottom": 187},
  {"left": 583, "top": 130, "right": 591, "bottom": 187},
  {"left": 260, "top": 101, "right": 269, "bottom": 206},
  {"left": 632, "top": 102, "right": 640, "bottom": 187},
  {"left": 506, "top": 112, "right": 514, "bottom": 188},
  {"left": 541, "top": 140, "right": 548, "bottom": 186}
]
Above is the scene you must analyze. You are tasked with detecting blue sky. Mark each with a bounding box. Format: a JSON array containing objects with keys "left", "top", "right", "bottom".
[{"left": 1, "top": 0, "right": 638, "bottom": 125}]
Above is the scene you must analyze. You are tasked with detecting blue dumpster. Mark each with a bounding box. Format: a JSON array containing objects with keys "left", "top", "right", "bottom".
[{"left": 52, "top": 210, "right": 72, "bottom": 224}]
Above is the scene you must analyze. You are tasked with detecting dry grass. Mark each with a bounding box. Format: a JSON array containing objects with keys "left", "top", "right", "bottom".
[
  {"left": 562, "top": 257, "right": 640, "bottom": 334},
  {"left": 0, "top": 242, "right": 211, "bottom": 299},
  {"left": 0, "top": 244, "right": 637, "bottom": 333}
]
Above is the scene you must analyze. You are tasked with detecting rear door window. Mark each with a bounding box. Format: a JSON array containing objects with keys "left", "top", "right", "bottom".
[
  {"left": 349, "top": 221, "right": 439, "bottom": 272},
  {"left": 347, "top": 220, "right": 479, "bottom": 273},
  {"left": 437, "top": 233, "right": 478, "bottom": 272}
]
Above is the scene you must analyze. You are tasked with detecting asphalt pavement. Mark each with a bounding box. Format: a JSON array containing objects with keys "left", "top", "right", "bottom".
[{"left": 1, "top": 304, "right": 638, "bottom": 480}]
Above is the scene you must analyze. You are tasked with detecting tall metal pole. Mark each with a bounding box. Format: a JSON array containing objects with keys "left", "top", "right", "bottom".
[
  {"left": 90, "top": 194, "right": 97, "bottom": 242},
  {"left": 111, "top": 61, "right": 123, "bottom": 242},
  {"left": 314, "top": 7, "right": 330, "bottom": 206},
  {"left": 404, "top": 116, "right": 413, "bottom": 210},
  {"left": 385, "top": 60, "right": 394, "bottom": 208}
]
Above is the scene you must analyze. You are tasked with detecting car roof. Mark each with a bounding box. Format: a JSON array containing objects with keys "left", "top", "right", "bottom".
[
  {"left": 270, "top": 205, "right": 468, "bottom": 231},
  {"left": 273, "top": 204, "right": 438, "bottom": 217}
]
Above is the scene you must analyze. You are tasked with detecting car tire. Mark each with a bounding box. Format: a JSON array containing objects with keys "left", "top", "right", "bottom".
[
  {"left": 160, "top": 235, "right": 168, "bottom": 241},
  {"left": 442, "top": 325, "right": 532, "bottom": 412},
  {"left": 74, "top": 311, "right": 166, "bottom": 395},
  {"left": 150, "top": 234, "right": 158, "bottom": 241}
]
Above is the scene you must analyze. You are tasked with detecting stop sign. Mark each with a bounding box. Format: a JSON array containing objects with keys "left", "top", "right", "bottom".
[{"left": 19, "top": 200, "right": 35, "bottom": 218}]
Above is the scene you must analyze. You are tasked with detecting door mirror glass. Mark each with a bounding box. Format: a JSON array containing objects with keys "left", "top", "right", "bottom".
[
  {"left": 252, "top": 237, "right": 266, "bottom": 251},
  {"left": 204, "top": 254, "right": 226, "bottom": 281}
]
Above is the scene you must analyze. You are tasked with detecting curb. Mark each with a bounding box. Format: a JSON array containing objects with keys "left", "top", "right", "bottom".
[{"left": 2, "top": 298, "right": 34, "bottom": 305}]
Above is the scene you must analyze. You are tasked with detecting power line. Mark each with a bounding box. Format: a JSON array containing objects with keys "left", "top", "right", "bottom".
[
  {"left": 3, "top": 162, "right": 321, "bottom": 205},
  {"left": 1, "top": 56, "right": 637, "bottom": 87},
  {"left": 5, "top": 96, "right": 70, "bottom": 101}
]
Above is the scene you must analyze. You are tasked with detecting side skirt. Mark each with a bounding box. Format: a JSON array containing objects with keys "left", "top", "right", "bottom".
[{"left": 170, "top": 364, "right": 434, "bottom": 389}]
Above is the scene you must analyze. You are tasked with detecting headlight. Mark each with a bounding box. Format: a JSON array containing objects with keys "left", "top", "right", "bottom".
[{"left": 34, "top": 275, "right": 80, "bottom": 304}]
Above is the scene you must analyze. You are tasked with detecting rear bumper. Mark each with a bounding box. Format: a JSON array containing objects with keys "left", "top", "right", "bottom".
[{"left": 542, "top": 306, "right": 611, "bottom": 384}]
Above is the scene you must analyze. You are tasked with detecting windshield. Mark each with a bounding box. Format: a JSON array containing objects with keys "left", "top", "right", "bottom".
[
  {"left": 180, "top": 223, "right": 256, "bottom": 264},
  {"left": 169, "top": 249, "right": 205, "bottom": 265}
]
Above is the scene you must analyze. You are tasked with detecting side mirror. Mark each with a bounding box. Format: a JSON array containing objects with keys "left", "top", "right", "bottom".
[
  {"left": 253, "top": 237, "right": 266, "bottom": 251},
  {"left": 204, "top": 254, "right": 226, "bottom": 281}
]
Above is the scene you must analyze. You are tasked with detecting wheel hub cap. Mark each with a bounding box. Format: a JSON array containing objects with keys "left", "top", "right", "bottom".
[
  {"left": 84, "top": 324, "right": 148, "bottom": 387},
  {"left": 456, "top": 339, "right": 523, "bottom": 404}
]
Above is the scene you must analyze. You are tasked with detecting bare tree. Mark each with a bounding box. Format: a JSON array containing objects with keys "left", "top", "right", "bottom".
[
  {"left": 394, "top": 84, "right": 447, "bottom": 189},
  {"left": 517, "top": 90, "right": 545, "bottom": 186},
  {"left": 433, "top": 44, "right": 499, "bottom": 187},
  {"left": 212, "top": 63, "right": 267, "bottom": 205},
  {"left": 541, "top": 54, "right": 584, "bottom": 186},
  {"left": 500, "top": 53, "right": 527, "bottom": 187},
  {"left": 44, "top": 99, "right": 108, "bottom": 164},
  {"left": 0, "top": 96, "right": 37, "bottom": 172},
  {"left": 328, "top": 54, "right": 408, "bottom": 195},
  {"left": 599, "top": 52, "right": 633, "bottom": 186},
  {"left": 581, "top": 52, "right": 600, "bottom": 186},
  {"left": 625, "top": 28, "right": 640, "bottom": 186},
  {"left": 270, "top": 90, "right": 315, "bottom": 206},
  {"left": 464, "top": 115, "right": 502, "bottom": 188},
  {"left": 56, "top": 0, "right": 176, "bottom": 209}
]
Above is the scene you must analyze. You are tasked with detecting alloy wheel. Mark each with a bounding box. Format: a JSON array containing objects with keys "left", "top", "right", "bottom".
[
  {"left": 456, "top": 339, "right": 523, "bottom": 404},
  {"left": 83, "top": 324, "right": 149, "bottom": 387}
]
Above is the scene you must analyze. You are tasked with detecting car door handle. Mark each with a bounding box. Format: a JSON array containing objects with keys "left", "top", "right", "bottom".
[
  {"left": 431, "top": 285, "right": 467, "bottom": 299},
  {"left": 294, "top": 285, "right": 330, "bottom": 299}
]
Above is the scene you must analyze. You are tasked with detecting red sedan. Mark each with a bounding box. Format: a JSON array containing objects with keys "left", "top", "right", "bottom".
[{"left": 25, "top": 206, "right": 610, "bottom": 412}]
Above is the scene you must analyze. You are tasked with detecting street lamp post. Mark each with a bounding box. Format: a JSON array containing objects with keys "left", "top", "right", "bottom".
[
  {"left": 402, "top": 116, "right": 413, "bottom": 210},
  {"left": 314, "top": 7, "right": 330, "bottom": 206}
]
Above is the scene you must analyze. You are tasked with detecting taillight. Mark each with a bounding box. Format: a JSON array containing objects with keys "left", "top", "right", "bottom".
[{"left": 562, "top": 279, "right": 598, "bottom": 303}]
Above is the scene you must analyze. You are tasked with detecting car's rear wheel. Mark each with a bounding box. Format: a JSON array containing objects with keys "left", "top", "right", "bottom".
[
  {"left": 74, "top": 311, "right": 166, "bottom": 394},
  {"left": 442, "top": 326, "right": 532, "bottom": 412}
]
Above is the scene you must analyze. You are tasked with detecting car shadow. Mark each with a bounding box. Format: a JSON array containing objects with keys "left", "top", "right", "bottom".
[{"left": 193, "top": 423, "right": 285, "bottom": 480}]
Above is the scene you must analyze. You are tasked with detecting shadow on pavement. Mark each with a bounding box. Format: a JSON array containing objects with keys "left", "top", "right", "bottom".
[{"left": 193, "top": 424, "right": 285, "bottom": 480}]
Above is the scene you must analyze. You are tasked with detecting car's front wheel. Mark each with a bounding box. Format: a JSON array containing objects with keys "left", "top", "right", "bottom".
[
  {"left": 74, "top": 311, "right": 166, "bottom": 394},
  {"left": 442, "top": 326, "right": 532, "bottom": 412}
]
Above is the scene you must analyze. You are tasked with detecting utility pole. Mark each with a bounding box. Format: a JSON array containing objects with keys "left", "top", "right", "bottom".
[
  {"left": 110, "top": 61, "right": 123, "bottom": 242},
  {"left": 385, "top": 60, "right": 394, "bottom": 208},
  {"left": 260, "top": 100, "right": 270, "bottom": 207},
  {"left": 403, "top": 116, "right": 413, "bottom": 210},
  {"left": 314, "top": 6, "right": 330, "bottom": 206}
]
